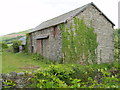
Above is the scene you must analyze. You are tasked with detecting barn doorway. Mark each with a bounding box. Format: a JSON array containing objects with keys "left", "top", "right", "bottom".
[
  {"left": 36, "top": 34, "right": 49, "bottom": 55},
  {"left": 37, "top": 39, "right": 43, "bottom": 55}
]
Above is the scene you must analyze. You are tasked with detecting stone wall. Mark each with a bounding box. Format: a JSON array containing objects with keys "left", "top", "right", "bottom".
[
  {"left": 63, "top": 5, "right": 114, "bottom": 63},
  {"left": 28, "top": 4, "right": 114, "bottom": 63},
  {"left": 76, "top": 5, "right": 114, "bottom": 63},
  {"left": 1, "top": 72, "right": 33, "bottom": 88},
  {"left": 28, "top": 25, "right": 62, "bottom": 61}
]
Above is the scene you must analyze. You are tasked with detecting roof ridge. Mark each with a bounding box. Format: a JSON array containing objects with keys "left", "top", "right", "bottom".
[
  {"left": 29, "top": 2, "right": 114, "bottom": 33},
  {"left": 41, "top": 2, "right": 93, "bottom": 24}
]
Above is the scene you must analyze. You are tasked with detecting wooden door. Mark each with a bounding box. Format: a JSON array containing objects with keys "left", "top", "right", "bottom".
[{"left": 37, "top": 40, "right": 42, "bottom": 55}]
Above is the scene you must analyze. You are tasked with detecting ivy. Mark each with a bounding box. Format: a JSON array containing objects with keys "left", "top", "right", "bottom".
[
  {"left": 25, "top": 33, "right": 29, "bottom": 53},
  {"left": 60, "top": 17, "right": 98, "bottom": 64},
  {"left": 114, "top": 29, "right": 120, "bottom": 64}
]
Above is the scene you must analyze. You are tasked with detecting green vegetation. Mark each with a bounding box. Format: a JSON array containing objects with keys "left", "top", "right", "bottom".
[
  {"left": 28, "top": 63, "right": 119, "bottom": 88},
  {"left": 12, "top": 40, "right": 22, "bottom": 53},
  {"left": 0, "top": 42, "right": 8, "bottom": 50},
  {"left": 24, "top": 33, "right": 29, "bottom": 53},
  {"left": 4, "top": 62, "right": 119, "bottom": 88},
  {"left": 2, "top": 19, "right": 120, "bottom": 88},
  {"left": 0, "top": 29, "right": 32, "bottom": 44},
  {"left": 114, "top": 29, "right": 120, "bottom": 63},
  {"left": 2, "top": 52, "right": 51, "bottom": 73},
  {"left": 1, "top": 36, "right": 23, "bottom": 44},
  {"left": 60, "top": 17, "right": 98, "bottom": 64}
]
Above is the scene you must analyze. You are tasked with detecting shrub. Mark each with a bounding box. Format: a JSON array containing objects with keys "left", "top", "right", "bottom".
[
  {"left": 12, "top": 40, "right": 22, "bottom": 53},
  {"left": 114, "top": 29, "right": 120, "bottom": 61},
  {"left": 3, "top": 62, "right": 119, "bottom": 88},
  {"left": 28, "top": 63, "right": 119, "bottom": 88},
  {"left": 0, "top": 42, "right": 8, "bottom": 50},
  {"left": 32, "top": 53, "right": 53, "bottom": 64},
  {"left": 32, "top": 53, "right": 43, "bottom": 61}
]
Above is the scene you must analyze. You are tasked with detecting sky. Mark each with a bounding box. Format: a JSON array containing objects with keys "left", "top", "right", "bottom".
[{"left": 0, "top": 0, "right": 119, "bottom": 36}]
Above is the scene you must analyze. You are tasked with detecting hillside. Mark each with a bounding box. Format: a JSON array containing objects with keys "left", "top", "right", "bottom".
[{"left": 0, "top": 29, "right": 32, "bottom": 44}]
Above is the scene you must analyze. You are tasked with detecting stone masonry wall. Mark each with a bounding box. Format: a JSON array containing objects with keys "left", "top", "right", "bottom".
[
  {"left": 28, "top": 33, "right": 32, "bottom": 53},
  {"left": 76, "top": 5, "right": 114, "bottom": 63},
  {"left": 28, "top": 4, "right": 114, "bottom": 63},
  {"left": 29, "top": 26, "right": 62, "bottom": 61},
  {"left": 1, "top": 72, "right": 33, "bottom": 88}
]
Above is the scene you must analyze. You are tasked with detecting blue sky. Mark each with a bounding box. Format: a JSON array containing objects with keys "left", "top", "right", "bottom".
[{"left": 0, "top": 0, "right": 119, "bottom": 36}]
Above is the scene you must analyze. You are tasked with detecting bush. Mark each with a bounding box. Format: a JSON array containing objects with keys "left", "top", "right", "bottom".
[
  {"left": 0, "top": 42, "right": 8, "bottom": 50},
  {"left": 114, "top": 29, "right": 120, "bottom": 61},
  {"left": 32, "top": 53, "right": 43, "bottom": 61},
  {"left": 12, "top": 40, "right": 22, "bottom": 53},
  {"left": 3, "top": 62, "right": 119, "bottom": 88},
  {"left": 27, "top": 63, "right": 119, "bottom": 88},
  {"left": 32, "top": 53, "right": 53, "bottom": 64}
]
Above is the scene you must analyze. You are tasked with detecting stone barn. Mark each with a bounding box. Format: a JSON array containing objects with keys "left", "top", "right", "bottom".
[{"left": 27, "top": 2, "right": 115, "bottom": 63}]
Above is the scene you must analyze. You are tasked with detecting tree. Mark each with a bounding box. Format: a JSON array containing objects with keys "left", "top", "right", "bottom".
[
  {"left": 12, "top": 40, "right": 22, "bottom": 53},
  {"left": 0, "top": 42, "right": 8, "bottom": 50}
]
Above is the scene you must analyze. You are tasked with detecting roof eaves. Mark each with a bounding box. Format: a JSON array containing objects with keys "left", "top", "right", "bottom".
[{"left": 28, "top": 20, "right": 66, "bottom": 34}]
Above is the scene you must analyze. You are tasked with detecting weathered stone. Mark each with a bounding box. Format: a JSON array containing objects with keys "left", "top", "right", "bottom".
[
  {"left": 2, "top": 74, "right": 11, "bottom": 79},
  {"left": 28, "top": 72, "right": 32, "bottom": 75},
  {"left": 17, "top": 72, "right": 25, "bottom": 76},
  {"left": 27, "top": 3, "right": 114, "bottom": 64},
  {"left": 10, "top": 72, "right": 17, "bottom": 77},
  {"left": 2, "top": 72, "right": 33, "bottom": 88}
]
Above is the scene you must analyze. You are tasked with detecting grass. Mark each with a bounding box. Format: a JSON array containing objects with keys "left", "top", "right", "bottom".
[
  {"left": 2, "top": 51, "right": 51, "bottom": 73},
  {"left": 0, "top": 52, "right": 2, "bottom": 74},
  {"left": 2, "top": 49, "right": 119, "bottom": 74}
]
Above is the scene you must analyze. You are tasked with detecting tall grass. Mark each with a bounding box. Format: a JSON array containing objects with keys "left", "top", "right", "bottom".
[{"left": 2, "top": 52, "right": 51, "bottom": 73}]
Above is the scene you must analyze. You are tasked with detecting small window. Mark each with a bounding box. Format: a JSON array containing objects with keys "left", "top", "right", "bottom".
[{"left": 53, "top": 26, "right": 57, "bottom": 38}]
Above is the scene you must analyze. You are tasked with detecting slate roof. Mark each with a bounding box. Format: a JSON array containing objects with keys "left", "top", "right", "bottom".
[{"left": 29, "top": 2, "right": 115, "bottom": 33}]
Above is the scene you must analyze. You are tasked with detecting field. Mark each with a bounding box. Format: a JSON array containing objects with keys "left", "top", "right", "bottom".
[
  {"left": 2, "top": 51, "right": 120, "bottom": 88},
  {"left": 1, "top": 29, "right": 120, "bottom": 88},
  {"left": 2, "top": 51, "right": 51, "bottom": 73},
  {"left": 0, "top": 29, "right": 32, "bottom": 44}
]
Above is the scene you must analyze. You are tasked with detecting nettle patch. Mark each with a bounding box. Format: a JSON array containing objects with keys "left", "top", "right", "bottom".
[
  {"left": 60, "top": 17, "right": 98, "bottom": 64},
  {"left": 27, "top": 64, "right": 120, "bottom": 88},
  {"left": 2, "top": 62, "right": 120, "bottom": 88}
]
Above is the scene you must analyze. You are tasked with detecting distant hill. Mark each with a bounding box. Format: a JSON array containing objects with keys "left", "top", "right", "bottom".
[{"left": 0, "top": 29, "right": 32, "bottom": 44}]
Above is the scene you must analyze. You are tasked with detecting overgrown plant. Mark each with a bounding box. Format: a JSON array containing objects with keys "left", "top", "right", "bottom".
[
  {"left": 32, "top": 53, "right": 53, "bottom": 64},
  {"left": 114, "top": 29, "right": 120, "bottom": 64},
  {"left": 25, "top": 33, "right": 29, "bottom": 53},
  {"left": 3, "top": 62, "right": 119, "bottom": 88},
  {"left": 3, "top": 80, "right": 16, "bottom": 88},
  {"left": 12, "top": 40, "right": 22, "bottom": 53},
  {"left": 0, "top": 41, "right": 8, "bottom": 50},
  {"left": 27, "top": 64, "right": 119, "bottom": 88},
  {"left": 60, "top": 17, "right": 98, "bottom": 64}
]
